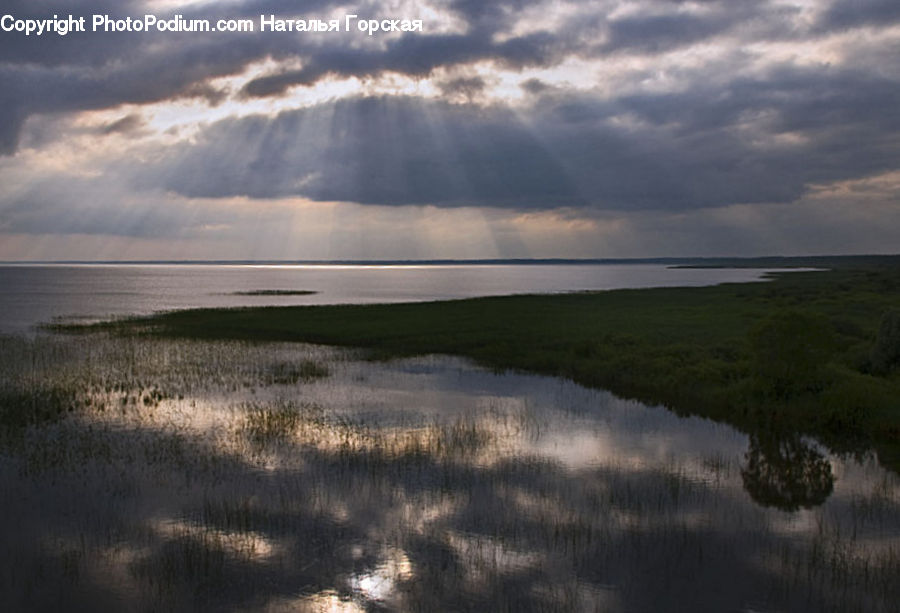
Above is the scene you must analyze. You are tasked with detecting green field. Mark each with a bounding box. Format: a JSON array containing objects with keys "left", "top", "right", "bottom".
[{"left": 73, "top": 260, "right": 900, "bottom": 471}]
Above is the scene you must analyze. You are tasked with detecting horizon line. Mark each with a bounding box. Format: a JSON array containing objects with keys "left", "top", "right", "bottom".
[{"left": 1, "top": 254, "right": 898, "bottom": 266}]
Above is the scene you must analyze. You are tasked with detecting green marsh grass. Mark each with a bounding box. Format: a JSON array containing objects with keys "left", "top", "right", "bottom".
[{"left": 72, "top": 265, "right": 900, "bottom": 472}]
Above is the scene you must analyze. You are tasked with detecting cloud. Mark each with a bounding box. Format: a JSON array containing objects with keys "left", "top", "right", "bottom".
[
  {"left": 100, "top": 114, "right": 146, "bottom": 135},
  {"left": 436, "top": 76, "right": 487, "bottom": 101},
  {"left": 3, "top": 0, "right": 900, "bottom": 153},
  {"left": 520, "top": 78, "right": 551, "bottom": 95},
  {"left": 601, "top": 9, "right": 739, "bottom": 55},
  {"left": 818, "top": 0, "right": 900, "bottom": 31},
  {"left": 129, "top": 54, "right": 900, "bottom": 212},
  {"left": 134, "top": 96, "right": 583, "bottom": 207},
  {"left": 0, "top": 0, "right": 350, "bottom": 152},
  {"left": 1, "top": 0, "right": 900, "bottom": 258},
  {"left": 238, "top": 28, "right": 566, "bottom": 99}
]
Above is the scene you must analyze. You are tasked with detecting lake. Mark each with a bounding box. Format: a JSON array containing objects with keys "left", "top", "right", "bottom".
[
  {"left": 2, "top": 262, "right": 897, "bottom": 611},
  {"left": 0, "top": 262, "right": 785, "bottom": 333}
]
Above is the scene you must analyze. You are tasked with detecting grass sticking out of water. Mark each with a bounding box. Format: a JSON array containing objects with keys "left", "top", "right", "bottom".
[
  {"left": 76, "top": 265, "right": 900, "bottom": 471},
  {"left": 267, "top": 360, "right": 329, "bottom": 385},
  {"left": 239, "top": 402, "right": 309, "bottom": 444},
  {"left": 0, "top": 385, "right": 81, "bottom": 431},
  {"left": 2, "top": 332, "right": 899, "bottom": 612}
]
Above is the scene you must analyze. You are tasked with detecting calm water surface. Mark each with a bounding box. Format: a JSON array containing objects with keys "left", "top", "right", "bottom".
[
  {"left": 1, "top": 335, "right": 897, "bottom": 612},
  {"left": 0, "top": 263, "right": 785, "bottom": 333}
]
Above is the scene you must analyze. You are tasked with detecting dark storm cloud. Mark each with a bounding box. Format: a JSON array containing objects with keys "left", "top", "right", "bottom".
[
  {"left": 4, "top": 0, "right": 734, "bottom": 150},
  {"left": 132, "top": 39, "right": 900, "bottom": 210},
  {"left": 137, "top": 49, "right": 900, "bottom": 211},
  {"left": 2, "top": 0, "right": 890, "bottom": 152},
  {"left": 137, "top": 96, "right": 584, "bottom": 208},
  {"left": 0, "top": 39, "right": 246, "bottom": 153},
  {"left": 2, "top": 0, "right": 900, "bottom": 217},
  {"left": 818, "top": 0, "right": 900, "bottom": 31},
  {"left": 0, "top": 0, "right": 144, "bottom": 66},
  {"left": 239, "top": 28, "right": 565, "bottom": 99},
  {"left": 601, "top": 9, "right": 738, "bottom": 54},
  {"left": 0, "top": 0, "right": 352, "bottom": 152}
]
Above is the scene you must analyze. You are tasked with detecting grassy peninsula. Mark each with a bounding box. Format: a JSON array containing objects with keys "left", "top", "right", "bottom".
[{"left": 78, "top": 260, "right": 900, "bottom": 470}]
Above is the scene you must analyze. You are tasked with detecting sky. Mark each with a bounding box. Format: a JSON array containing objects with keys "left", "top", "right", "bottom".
[{"left": 1, "top": 0, "right": 899, "bottom": 260}]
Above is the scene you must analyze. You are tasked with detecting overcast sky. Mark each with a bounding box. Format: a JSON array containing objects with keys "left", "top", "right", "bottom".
[{"left": 1, "top": 0, "right": 899, "bottom": 260}]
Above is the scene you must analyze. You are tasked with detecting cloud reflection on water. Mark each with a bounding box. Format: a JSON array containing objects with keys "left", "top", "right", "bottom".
[{"left": 0, "top": 334, "right": 898, "bottom": 611}]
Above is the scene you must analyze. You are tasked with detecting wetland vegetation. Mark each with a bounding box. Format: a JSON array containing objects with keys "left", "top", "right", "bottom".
[
  {"left": 2, "top": 332, "right": 899, "bottom": 612},
  {"left": 5, "top": 257, "right": 900, "bottom": 611},
  {"left": 86, "top": 262, "right": 900, "bottom": 472}
]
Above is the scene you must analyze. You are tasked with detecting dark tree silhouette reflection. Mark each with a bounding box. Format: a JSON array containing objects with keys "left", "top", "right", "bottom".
[{"left": 741, "top": 430, "right": 835, "bottom": 511}]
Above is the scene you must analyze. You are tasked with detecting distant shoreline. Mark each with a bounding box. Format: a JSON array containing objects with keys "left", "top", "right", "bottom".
[{"left": 2, "top": 254, "right": 899, "bottom": 268}]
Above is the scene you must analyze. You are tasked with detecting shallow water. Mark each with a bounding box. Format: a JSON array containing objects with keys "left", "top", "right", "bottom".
[
  {"left": 0, "top": 334, "right": 897, "bottom": 612},
  {"left": 0, "top": 263, "right": 789, "bottom": 333}
]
